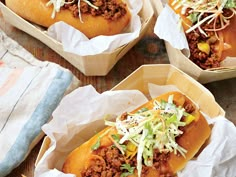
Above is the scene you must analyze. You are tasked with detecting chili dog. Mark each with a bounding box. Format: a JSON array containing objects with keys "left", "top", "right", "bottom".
[
  {"left": 62, "top": 91, "right": 211, "bottom": 177},
  {"left": 168, "top": 0, "right": 236, "bottom": 69},
  {"left": 5, "top": 0, "right": 131, "bottom": 38}
]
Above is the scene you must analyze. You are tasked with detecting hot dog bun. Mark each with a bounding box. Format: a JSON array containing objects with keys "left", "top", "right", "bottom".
[
  {"left": 5, "top": 0, "right": 131, "bottom": 39},
  {"left": 62, "top": 91, "right": 211, "bottom": 176}
]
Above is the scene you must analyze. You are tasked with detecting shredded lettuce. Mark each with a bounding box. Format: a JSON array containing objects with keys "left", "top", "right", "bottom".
[
  {"left": 187, "top": 12, "right": 199, "bottom": 24},
  {"left": 91, "top": 136, "right": 101, "bottom": 150},
  {"left": 106, "top": 94, "right": 195, "bottom": 177},
  {"left": 225, "top": 0, "right": 236, "bottom": 8},
  {"left": 46, "top": 0, "right": 73, "bottom": 18},
  {"left": 111, "top": 134, "right": 127, "bottom": 151},
  {"left": 120, "top": 164, "right": 135, "bottom": 177}
]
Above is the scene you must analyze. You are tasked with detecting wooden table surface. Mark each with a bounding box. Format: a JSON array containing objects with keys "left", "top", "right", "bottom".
[{"left": 1, "top": 9, "right": 236, "bottom": 177}]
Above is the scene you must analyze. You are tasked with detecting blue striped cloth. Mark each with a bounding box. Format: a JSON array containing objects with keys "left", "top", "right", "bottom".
[{"left": 0, "top": 30, "right": 79, "bottom": 176}]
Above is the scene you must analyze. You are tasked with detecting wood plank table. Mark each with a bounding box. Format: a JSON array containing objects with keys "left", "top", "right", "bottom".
[{"left": 1, "top": 11, "right": 235, "bottom": 177}]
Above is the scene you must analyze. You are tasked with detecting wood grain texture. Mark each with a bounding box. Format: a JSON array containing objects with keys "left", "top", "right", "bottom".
[{"left": 0, "top": 10, "right": 235, "bottom": 177}]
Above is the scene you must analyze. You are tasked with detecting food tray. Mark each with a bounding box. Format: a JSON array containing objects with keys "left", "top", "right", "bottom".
[
  {"left": 0, "top": 0, "right": 154, "bottom": 76},
  {"left": 151, "top": 0, "right": 236, "bottom": 84},
  {"left": 35, "top": 64, "right": 225, "bottom": 168}
]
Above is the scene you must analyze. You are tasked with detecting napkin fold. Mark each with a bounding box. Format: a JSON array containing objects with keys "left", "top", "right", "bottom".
[{"left": 0, "top": 29, "right": 79, "bottom": 177}]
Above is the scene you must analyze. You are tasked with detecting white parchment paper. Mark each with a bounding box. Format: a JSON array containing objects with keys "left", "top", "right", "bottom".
[
  {"left": 47, "top": 0, "right": 143, "bottom": 56},
  {"left": 178, "top": 116, "right": 236, "bottom": 177},
  {"left": 34, "top": 84, "right": 236, "bottom": 177},
  {"left": 154, "top": 5, "right": 189, "bottom": 51}
]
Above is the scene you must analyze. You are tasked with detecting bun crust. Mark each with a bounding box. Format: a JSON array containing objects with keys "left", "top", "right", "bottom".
[
  {"left": 62, "top": 91, "right": 211, "bottom": 177},
  {"left": 5, "top": 0, "right": 131, "bottom": 38}
]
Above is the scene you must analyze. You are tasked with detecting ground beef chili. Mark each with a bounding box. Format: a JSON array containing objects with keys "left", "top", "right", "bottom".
[
  {"left": 185, "top": 9, "right": 234, "bottom": 69},
  {"left": 183, "top": 101, "right": 195, "bottom": 114},
  {"left": 186, "top": 29, "right": 221, "bottom": 70},
  {"left": 81, "top": 146, "right": 175, "bottom": 177},
  {"left": 81, "top": 146, "right": 125, "bottom": 177},
  {"left": 63, "top": 0, "right": 128, "bottom": 21}
]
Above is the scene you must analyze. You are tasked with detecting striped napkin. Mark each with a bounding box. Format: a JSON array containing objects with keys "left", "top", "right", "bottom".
[{"left": 0, "top": 30, "right": 79, "bottom": 176}]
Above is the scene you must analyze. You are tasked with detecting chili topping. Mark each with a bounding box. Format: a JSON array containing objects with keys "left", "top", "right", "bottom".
[{"left": 83, "top": 95, "right": 196, "bottom": 177}]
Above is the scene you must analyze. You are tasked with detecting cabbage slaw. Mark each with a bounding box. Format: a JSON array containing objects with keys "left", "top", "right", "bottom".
[
  {"left": 105, "top": 95, "right": 194, "bottom": 177},
  {"left": 171, "top": 0, "right": 236, "bottom": 36}
]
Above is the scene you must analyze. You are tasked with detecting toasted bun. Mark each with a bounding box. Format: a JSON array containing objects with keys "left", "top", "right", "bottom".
[
  {"left": 218, "top": 16, "right": 236, "bottom": 60},
  {"left": 62, "top": 91, "right": 211, "bottom": 176},
  {"left": 5, "top": 0, "right": 131, "bottom": 38}
]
